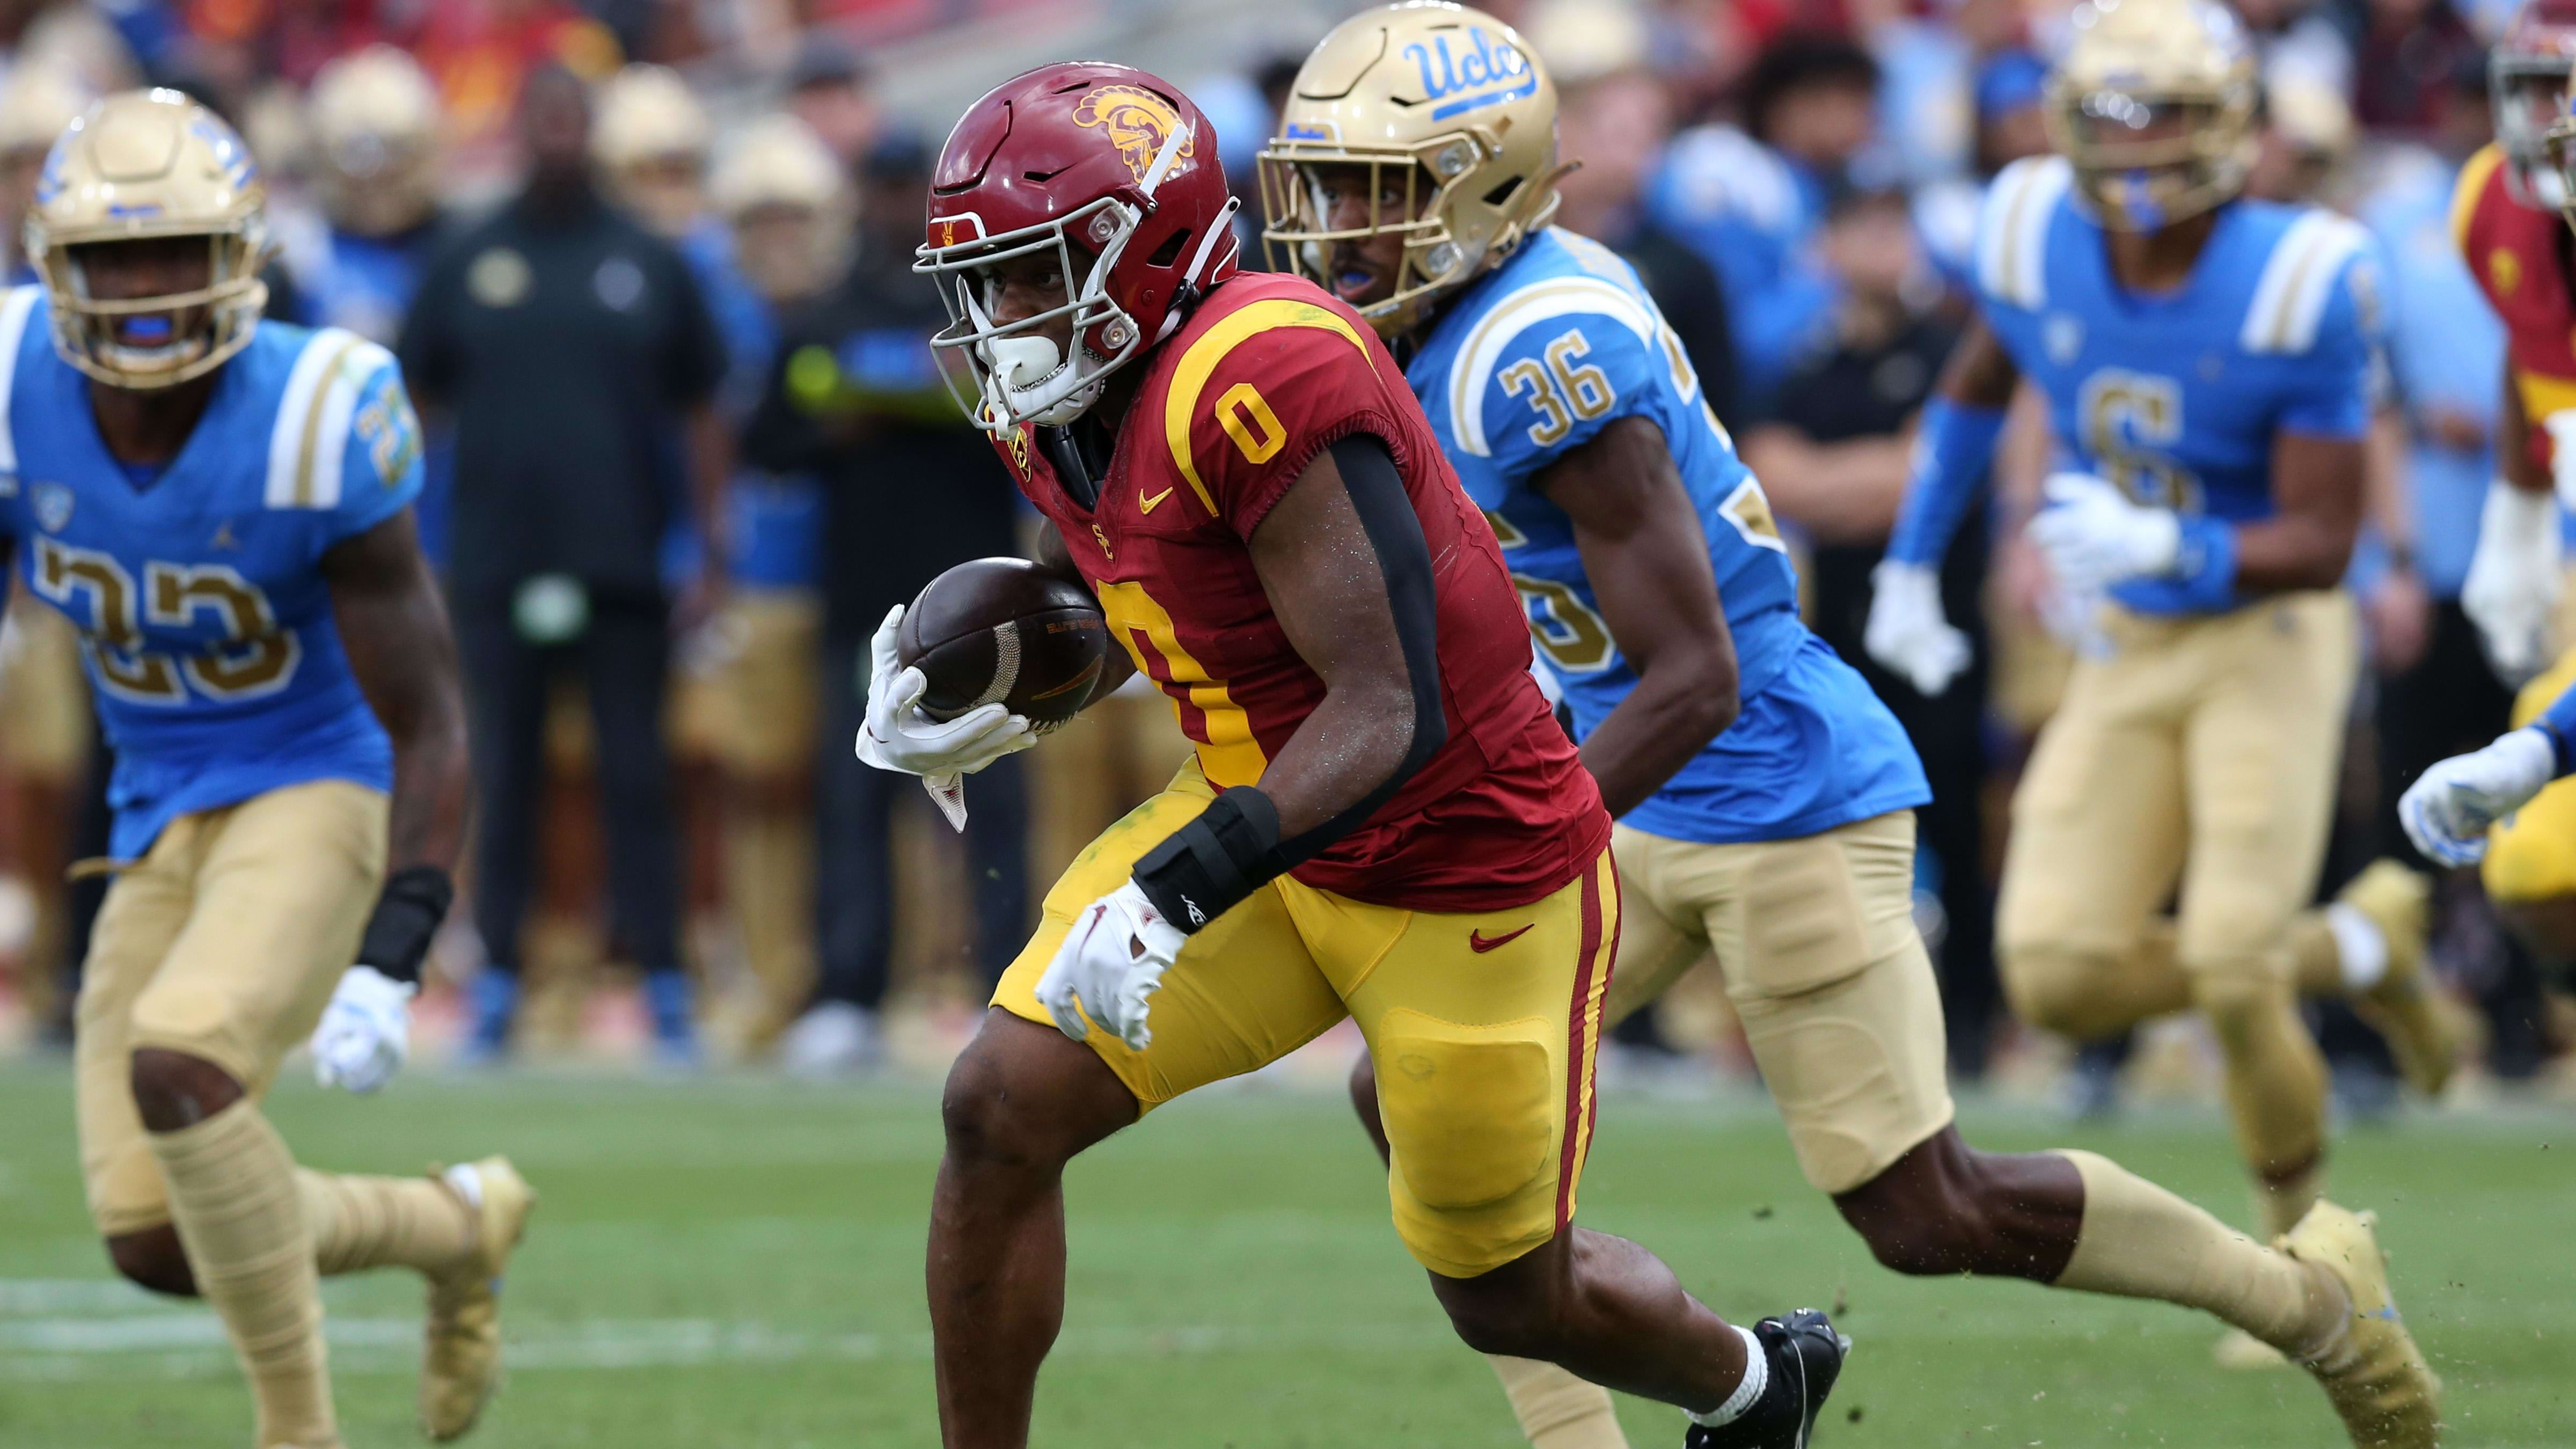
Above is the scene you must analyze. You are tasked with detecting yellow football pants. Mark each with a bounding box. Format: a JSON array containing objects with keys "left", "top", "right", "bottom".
[
  {"left": 1998, "top": 593, "right": 2353, "bottom": 1180},
  {"left": 994, "top": 761, "right": 1615, "bottom": 1278}
]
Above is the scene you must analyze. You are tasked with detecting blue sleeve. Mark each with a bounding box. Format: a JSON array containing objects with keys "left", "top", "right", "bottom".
[
  {"left": 2277, "top": 247, "right": 2385, "bottom": 441},
  {"left": 329, "top": 361, "right": 427, "bottom": 544},
  {"left": 2537, "top": 684, "right": 2576, "bottom": 777},
  {"left": 1885, "top": 396, "right": 2006, "bottom": 566},
  {"left": 1473, "top": 309, "right": 1676, "bottom": 487}
]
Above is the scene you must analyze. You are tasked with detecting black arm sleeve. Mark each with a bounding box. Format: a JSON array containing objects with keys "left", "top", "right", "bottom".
[{"left": 1132, "top": 431, "right": 1446, "bottom": 931}]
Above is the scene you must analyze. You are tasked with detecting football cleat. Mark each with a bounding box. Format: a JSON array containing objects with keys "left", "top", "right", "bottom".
[
  {"left": 1685, "top": 1309, "right": 1850, "bottom": 1449},
  {"left": 2336, "top": 861, "right": 2460, "bottom": 1098},
  {"left": 2281, "top": 1202, "right": 2441, "bottom": 1449},
  {"left": 420, "top": 1157, "right": 538, "bottom": 1443}
]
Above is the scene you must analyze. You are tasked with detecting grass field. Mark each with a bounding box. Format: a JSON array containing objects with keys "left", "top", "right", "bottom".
[{"left": 0, "top": 1061, "right": 2568, "bottom": 1448}]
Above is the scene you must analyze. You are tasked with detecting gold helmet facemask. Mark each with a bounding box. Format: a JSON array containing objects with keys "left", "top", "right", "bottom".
[
  {"left": 2043, "top": 0, "right": 2257, "bottom": 232},
  {"left": 1260, "top": 2, "right": 1569, "bottom": 338},
  {"left": 26, "top": 90, "right": 274, "bottom": 390}
]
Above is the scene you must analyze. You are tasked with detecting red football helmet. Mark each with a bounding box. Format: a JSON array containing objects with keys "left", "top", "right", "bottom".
[
  {"left": 915, "top": 62, "right": 1241, "bottom": 433},
  {"left": 2495, "top": 0, "right": 2576, "bottom": 201}
]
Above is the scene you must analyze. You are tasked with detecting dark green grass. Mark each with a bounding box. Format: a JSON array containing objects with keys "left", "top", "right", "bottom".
[{"left": 0, "top": 1063, "right": 2565, "bottom": 1447}]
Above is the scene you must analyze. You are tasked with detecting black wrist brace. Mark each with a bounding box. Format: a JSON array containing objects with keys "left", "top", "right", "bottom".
[
  {"left": 358, "top": 865, "right": 456, "bottom": 986},
  {"left": 1133, "top": 787, "right": 1283, "bottom": 933}
]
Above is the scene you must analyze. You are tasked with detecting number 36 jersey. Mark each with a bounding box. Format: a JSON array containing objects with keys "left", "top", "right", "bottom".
[
  {"left": 1410, "top": 228, "right": 1927, "bottom": 845},
  {"left": 0, "top": 287, "right": 425, "bottom": 859},
  {"left": 1972, "top": 156, "right": 2384, "bottom": 616}
]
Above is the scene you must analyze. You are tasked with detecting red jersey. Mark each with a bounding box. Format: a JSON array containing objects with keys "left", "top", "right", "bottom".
[
  {"left": 2454, "top": 143, "right": 2576, "bottom": 475},
  {"left": 994, "top": 272, "right": 1608, "bottom": 912}
]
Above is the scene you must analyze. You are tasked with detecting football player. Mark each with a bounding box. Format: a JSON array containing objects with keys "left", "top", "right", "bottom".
[
  {"left": 889, "top": 61, "right": 1846, "bottom": 1449},
  {"left": 302, "top": 45, "right": 446, "bottom": 345},
  {"left": 2436, "top": 6, "right": 2576, "bottom": 966},
  {"left": 3, "top": 92, "right": 532, "bottom": 1447},
  {"left": 702, "top": 114, "right": 849, "bottom": 1050},
  {"left": 1865, "top": 0, "right": 2441, "bottom": 1432},
  {"left": 1264, "top": 6, "right": 2436, "bottom": 1448}
]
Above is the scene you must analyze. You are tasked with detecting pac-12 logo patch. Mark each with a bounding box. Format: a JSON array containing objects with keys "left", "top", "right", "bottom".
[
  {"left": 1074, "top": 84, "right": 1193, "bottom": 185},
  {"left": 32, "top": 481, "right": 73, "bottom": 533}
]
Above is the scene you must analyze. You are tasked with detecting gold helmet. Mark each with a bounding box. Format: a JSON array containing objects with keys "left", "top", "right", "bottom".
[
  {"left": 309, "top": 45, "right": 443, "bottom": 238},
  {"left": 711, "top": 114, "right": 851, "bottom": 303},
  {"left": 0, "top": 65, "right": 88, "bottom": 159},
  {"left": 1260, "top": 1, "right": 1567, "bottom": 337},
  {"left": 2043, "top": 0, "right": 2257, "bottom": 231},
  {"left": 594, "top": 63, "right": 711, "bottom": 237},
  {"left": 25, "top": 89, "right": 273, "bottom": 389}
]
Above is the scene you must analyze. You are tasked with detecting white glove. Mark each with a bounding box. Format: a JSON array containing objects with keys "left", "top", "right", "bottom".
[
  {"left": 2399, "top": 725, "right": 2558, "bottom": 867},
  {"left": 2026, "top": 472, "right": 2182, "bottom": 597},
  {"left": 1864, "top": 560, "right": 1972, "bottom": 696},
  {"left": 310, "top": 965, "right": 415, "bottom": 1094},
  {"left": 2544, "top": 411, "right": 2576, "bottom": 510},
  {"left": 1033, "top": 881, "right": 1186, "bottom": 1051},
  {"left": 854, "top": 604, "right": 1037, "bottom": 830},
  {"left": 2461, "top": 479, "right": 2563, "bottom": 682}
]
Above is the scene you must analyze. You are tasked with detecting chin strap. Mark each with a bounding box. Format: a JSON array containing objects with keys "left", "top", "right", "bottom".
[
  {"left": 1154, "top": 196, "right": 1242, "bottom": 345},
  {"left": 1138, "top": 122, "right": 1194, "bottom": 202}
]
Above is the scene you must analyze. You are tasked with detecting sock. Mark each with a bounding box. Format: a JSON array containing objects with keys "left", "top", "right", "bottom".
[
  {"left": 1488, "top": 1356, "right": 1631, "bottom": 1449},
  {"left": 1686, "top": 1324, "right": 1767, "bottom": 1428},
  {"left": 298, "top": 1169, "right": 477, "bottom": 1277},
  {"left": 2254, "top": 1160, "right": 2324, "bottom": 1241},
  {"left": 2052, "top": 1150, "right": 2339, "bottom": 1356},
  {"left": 2322, "top": 904, "right": 2389, "bottom": 993},
  {"left": 2288, "top": 910, "right": 2344, "bottom": 997},
  {"left": 148, "top": 1100, "right": 338, "bottom": 1448}
]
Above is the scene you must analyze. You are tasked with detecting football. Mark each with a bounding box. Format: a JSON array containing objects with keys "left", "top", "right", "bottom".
[{"left": 897, "top": 557, "right": 1112, "bottom": 729}]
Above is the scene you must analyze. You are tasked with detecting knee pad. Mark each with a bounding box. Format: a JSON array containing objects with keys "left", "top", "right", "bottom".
[
  {"left": 1375, "top": 1011, "right": 1556, "bottom": 1211},
  {"left": 1999, "top": 943, "right": 2122, "bottom": 1040},
  {"left": 2184, "top": 960, "right": 2292, "bottom": 1045}
]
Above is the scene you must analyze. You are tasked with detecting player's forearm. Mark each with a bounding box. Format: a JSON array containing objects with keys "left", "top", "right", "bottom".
[
  {"left": 1739, "top": 427, "right": 1911, "bottom": 545},
  {"left": 686, "top": 405, "right": 733, "bottom": 588},
  {"left": 1259, "top": 680, "right": 1425, "bottom": 837},
  {"left": 2226, "top": 514, "right": 2359, "bottom": 594},
  {"left": 2499, "top": 356, "right": 2549, "bottom": 494},
  {"left": 1886, "top": 394, "right": 2007, "bottom": 567},
  {"left": 1580, "top": 647, "right": 1737, "bottom": 818}
]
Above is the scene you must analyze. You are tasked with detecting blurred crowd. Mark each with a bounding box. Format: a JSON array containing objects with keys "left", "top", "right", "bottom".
[{"left": 0, "top": 0, "right": 2566, "bottom": 1102}]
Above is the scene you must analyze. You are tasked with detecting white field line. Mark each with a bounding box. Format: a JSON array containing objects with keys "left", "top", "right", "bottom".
[{"left": 0, "top": 1278, "right": 2545, "bottom": 1382}]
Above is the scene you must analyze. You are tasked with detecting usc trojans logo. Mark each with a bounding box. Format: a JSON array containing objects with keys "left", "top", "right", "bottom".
[{"left": 1073, "top": 85, "right": 1192, "bottom": 185}]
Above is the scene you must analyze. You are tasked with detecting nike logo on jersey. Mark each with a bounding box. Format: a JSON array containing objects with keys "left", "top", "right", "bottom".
[
  {"left": 1139, "top": 486, "right": 1175, "bottom": 514},
  {"left": 1468, "top": 924, "right": 1534, "bottom": 953}
]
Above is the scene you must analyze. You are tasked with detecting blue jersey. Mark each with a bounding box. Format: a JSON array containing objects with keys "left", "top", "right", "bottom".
[
  {"left": 305, "top": 227, "right": 433, "bottom": 345},
  {"left": 1409, "top": 228, "right": 1928, "bottom": 844},
  {"left": 1974, "top": 157, "right": 2384, "bottom": 614},
  {"left": 0, "top": 288, "right": 424, "bottom": 859}
]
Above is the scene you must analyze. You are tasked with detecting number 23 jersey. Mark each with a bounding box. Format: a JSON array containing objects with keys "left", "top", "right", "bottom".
[
  {"left": 0, "top": 287, "right": 426, "bottom": 859},
  {"left": 1410, "top": 228, "right": 1928, "bottom": 845},
  {"left": 994, "top": 270, "right": 1607, "bottom": 914}
]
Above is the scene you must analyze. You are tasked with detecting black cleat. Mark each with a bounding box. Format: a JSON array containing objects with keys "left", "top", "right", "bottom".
[{"left": 1684, "top": 1308, "right": 1850, "bottom": 1449}]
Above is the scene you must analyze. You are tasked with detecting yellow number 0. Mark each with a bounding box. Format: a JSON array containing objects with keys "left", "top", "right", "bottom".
[{"left": 1217, "top": 381, "right": 1285, "bottom": 465}]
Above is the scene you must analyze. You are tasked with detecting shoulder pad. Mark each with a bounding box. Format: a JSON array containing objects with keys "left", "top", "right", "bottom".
[
  {"left": 0, "top": 286, "right": 38, "bottom": 488},
  {"left": 2241, "top": 210, "right": 2373, "bottom": 355},
  {"left": 1445, "top": 275, "right": 1664, "bottom": 457},
  {"left": 266, "top": 327, "right": 397, "bottom": 510},
  {"left": 1974, "top": 156, "right": 2072, "bottom": 311}
]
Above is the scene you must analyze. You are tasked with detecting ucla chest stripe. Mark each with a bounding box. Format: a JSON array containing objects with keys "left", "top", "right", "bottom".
[
  {"left": 1447, "top": 277, "right": 1661, "bottom": 456},
  {"left": 0, "top": 285, "right": 39, "bottom": 481}
]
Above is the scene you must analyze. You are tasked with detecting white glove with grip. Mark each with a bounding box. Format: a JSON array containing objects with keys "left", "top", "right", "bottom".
[
  {"left": 2462, "top": 479, "right": 2563, "bottom": 683},
  {"left": 1034, "top": 881, "right": 1185, "bottom": 1051},
  {"left": 2026, "top": 472, "right": 2182, "bottom": 597},
  {"left": 1864, "top": 560, "right": 1972, "bottom": 697},
  {"left": 854, "top": 604, "right": 1037, "bottom": 830},
  {"left": 2399, "top": 726, "right": 2557, "bottom": 867},
  {"left": 310, "top": 965, "right": 415, "bottom": 1094}
]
